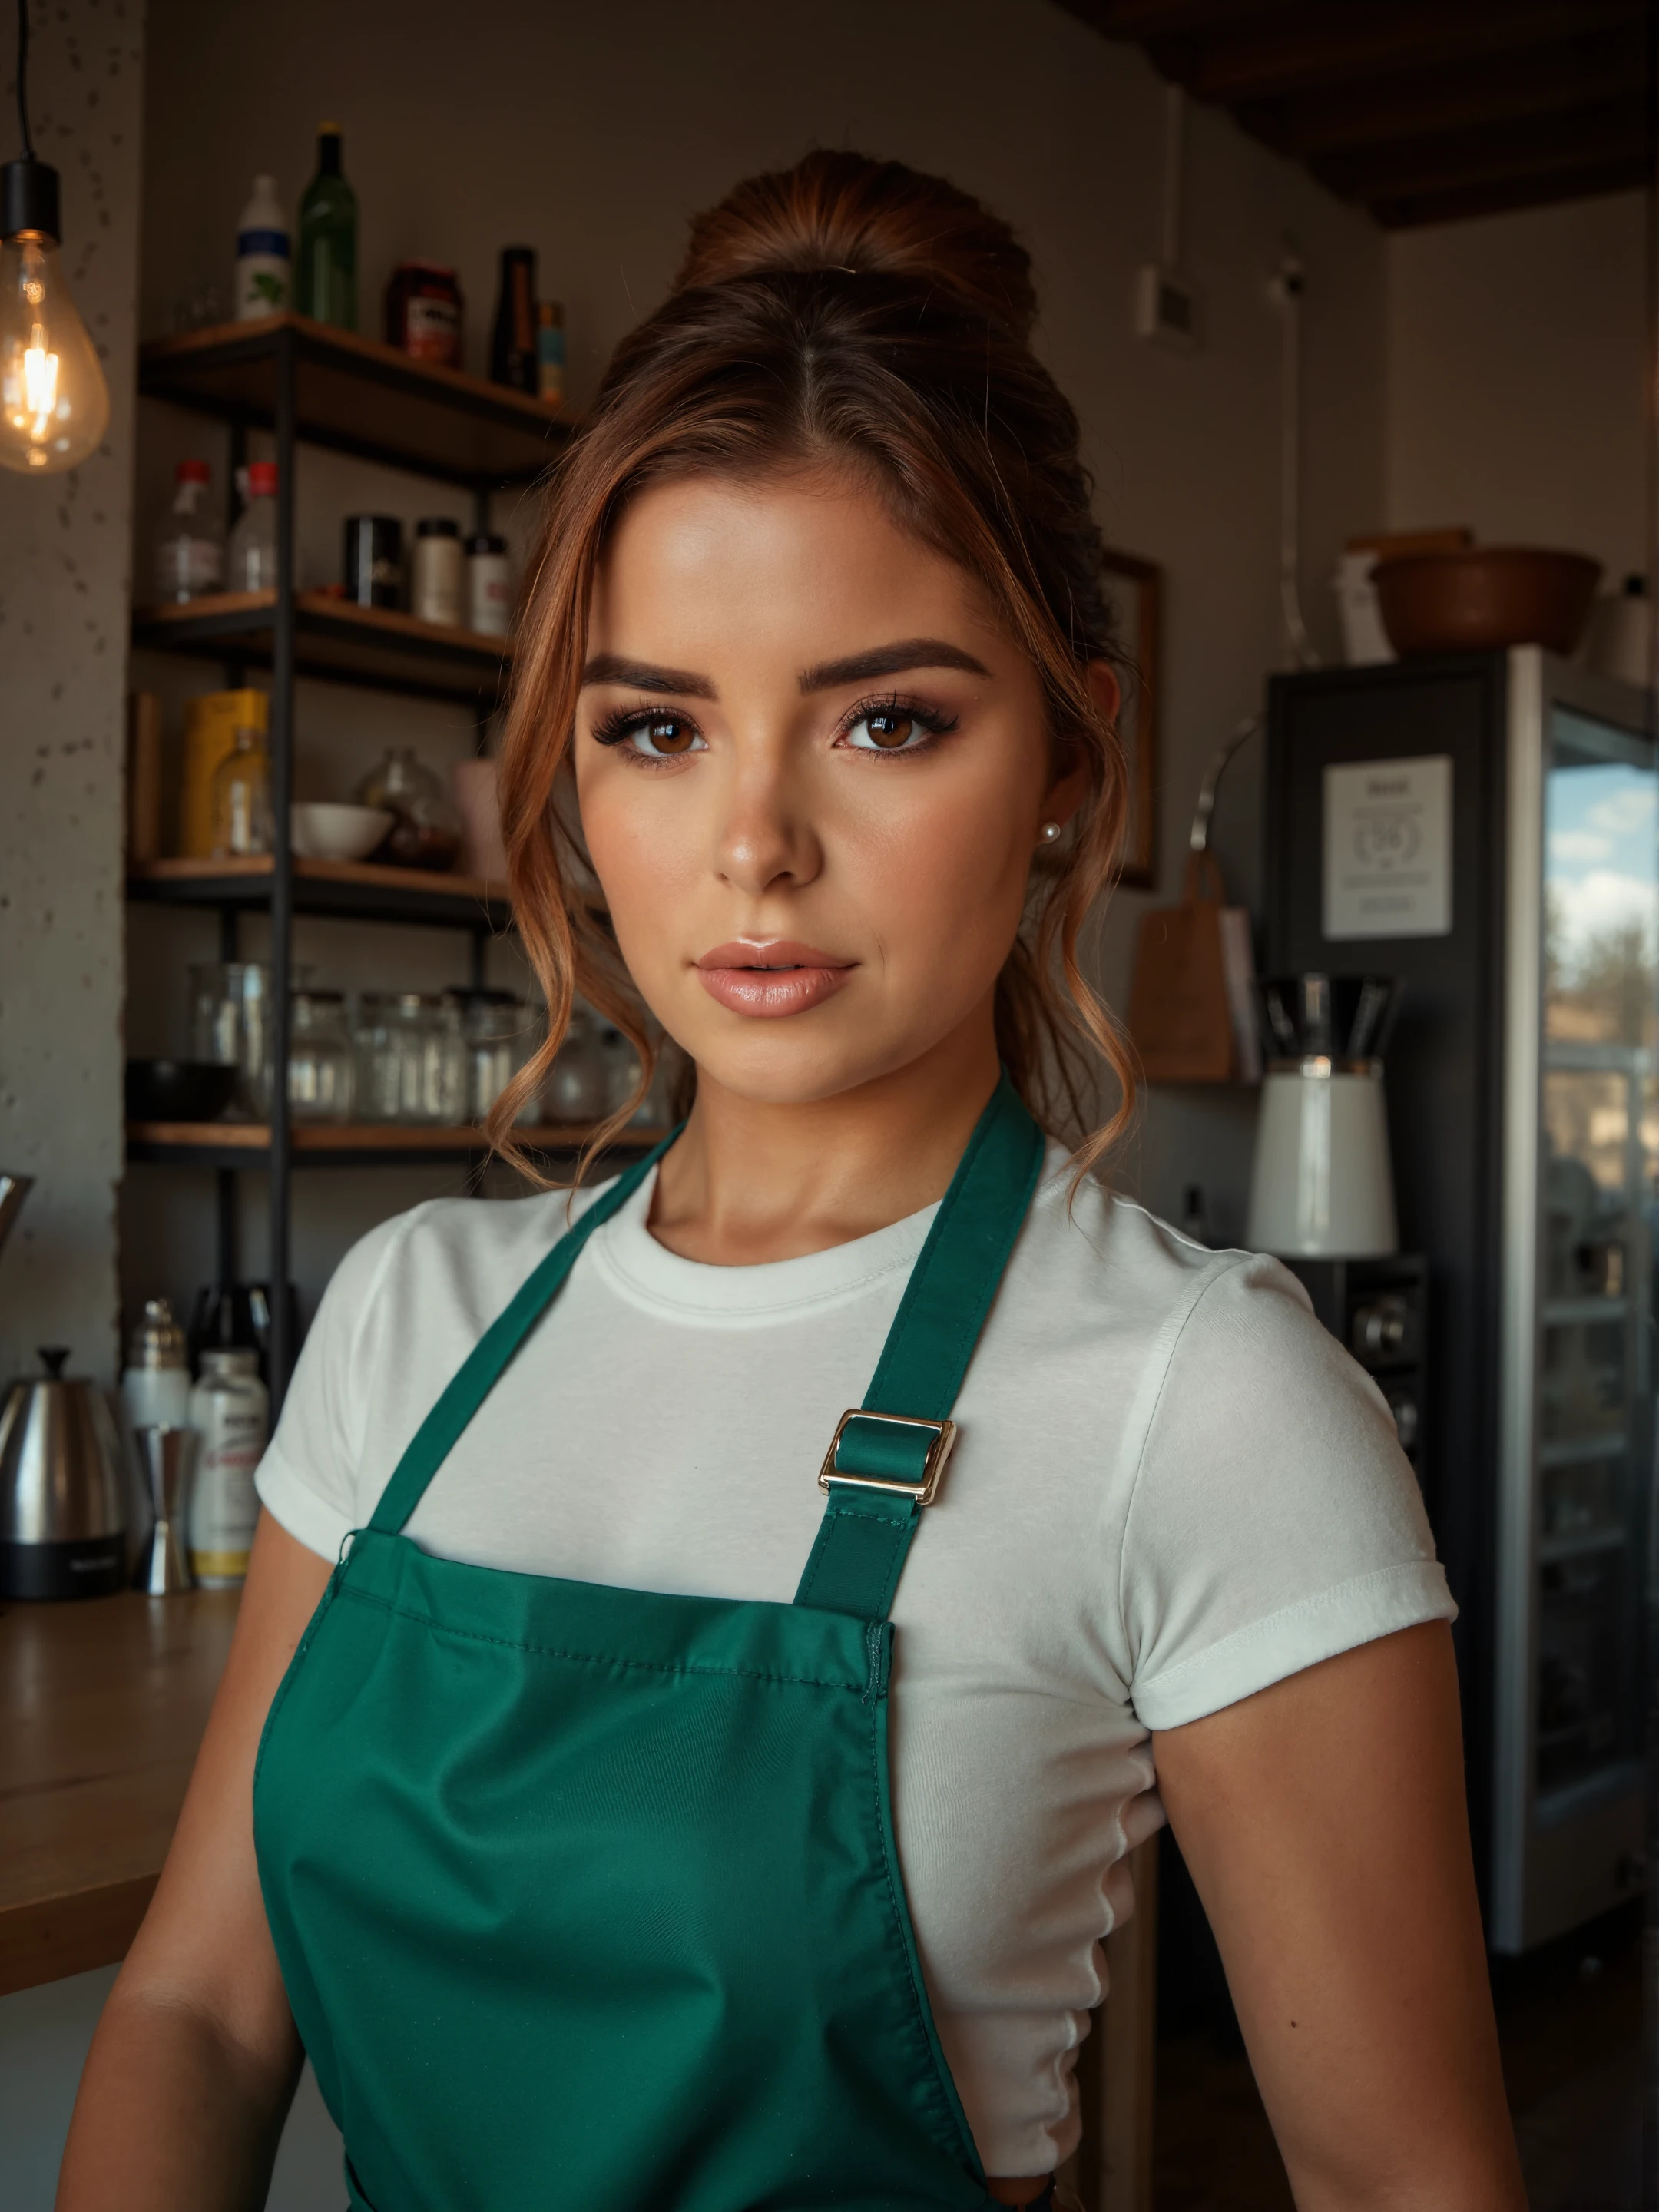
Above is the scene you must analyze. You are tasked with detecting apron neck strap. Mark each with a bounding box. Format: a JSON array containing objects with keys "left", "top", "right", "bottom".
[
  {"left": 792, "top": 1071, "right": 1045, "bottom": 1620},
  {"left": 366, "top": 1134, "right": 677, "bottom": 1536}
]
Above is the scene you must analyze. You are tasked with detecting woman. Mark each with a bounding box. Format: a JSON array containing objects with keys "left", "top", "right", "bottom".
[{"left": 60, "top": 153, "right": 1522, "bottom": 2211}]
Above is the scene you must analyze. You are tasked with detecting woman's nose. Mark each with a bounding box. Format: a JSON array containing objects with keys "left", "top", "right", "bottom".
[{"left": 713, "top": 764, "right": 823, "bottom": 897}]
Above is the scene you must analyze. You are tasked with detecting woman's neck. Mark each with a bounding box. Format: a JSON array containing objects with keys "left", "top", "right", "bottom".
[{"left": 647, "top": 1013, "right": 1002, "bottom": 1266}]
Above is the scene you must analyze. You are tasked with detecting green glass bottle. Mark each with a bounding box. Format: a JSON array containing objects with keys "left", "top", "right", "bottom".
[{"left": 296, "top": 124, "right": 357, "bottom": 329}]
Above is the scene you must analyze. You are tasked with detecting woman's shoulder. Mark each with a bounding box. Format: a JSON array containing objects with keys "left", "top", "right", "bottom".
[
  {"left": 1014, "top": 1144, "right": 1320, "bottom": 1361},
  {"left": 318, "top": 1177, "right": 622, "bottom": 1345}
]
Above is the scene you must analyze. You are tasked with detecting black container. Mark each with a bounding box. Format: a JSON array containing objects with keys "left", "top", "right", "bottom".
[
  {"left": 125, "top": 1058, "right": 237, "bottom": 1122},
  {"left": 490, "top": 247, "right": 538, "bottom": 394},
  {"left": 343, "top": 514, "right": 404, "bottom": 609},
  {"left": 189, "top": 1281, "right": 301, "bottom": 1387}
]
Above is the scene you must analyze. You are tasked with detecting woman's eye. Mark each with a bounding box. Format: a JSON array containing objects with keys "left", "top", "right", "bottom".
[
  {"left": 621, "top": 717, "right": 705, "bottom": 759},
  {"left": 843, "top": 709, "right": 929, "bottom": 753}
]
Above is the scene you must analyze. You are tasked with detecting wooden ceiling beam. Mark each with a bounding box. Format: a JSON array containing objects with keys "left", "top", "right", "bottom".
[
  {"left": 1069, "top": 0, "right": 1303, "bottom": 35},
  {"left": 1311, "top": 94, "right": 1650, "bottom": 205},
  {"left": 1144, "top": 0, "right": 1639, "bottom": 107},
  {"left": 1373, "top": 157, "right": 1652, "bottom": 230},
  {"left": 1235, "top": 23, "right": 1645, "bottom": 160}
]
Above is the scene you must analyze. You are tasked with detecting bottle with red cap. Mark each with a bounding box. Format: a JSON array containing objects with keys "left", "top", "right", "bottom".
[
  {"left": 227, "top": 462, "right": 281, "bottom": 594},
  {"left": 154, "top": 459, "right": 224, "bottom": 602}
]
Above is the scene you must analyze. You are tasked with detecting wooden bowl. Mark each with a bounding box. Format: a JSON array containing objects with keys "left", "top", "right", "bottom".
[{"left": 1374, "top": 547, "right": 1601, "bottom": 657}]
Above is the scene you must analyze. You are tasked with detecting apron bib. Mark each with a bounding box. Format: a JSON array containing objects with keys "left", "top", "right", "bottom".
[{"left": 253, "top": 1073, "right": 1045, "bottom": 2211}]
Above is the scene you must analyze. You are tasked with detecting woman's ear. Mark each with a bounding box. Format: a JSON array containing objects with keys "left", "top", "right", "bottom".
[
  {"left": 1085, "top": 657, "right": 1121, "bottom": 727},
  {"left": 1042, "top": 661, "right": 1119, "bottom": 830}
]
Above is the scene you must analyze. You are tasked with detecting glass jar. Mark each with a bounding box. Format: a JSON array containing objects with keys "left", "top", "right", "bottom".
[
  {"left": 353, "top": 992, "right": 465, "bottom": 1124},
  {"left": 210, "top": 726, "right": 272, "bottom": 857},
  {"left": 353, "top": 744, "right": 462, "bottom": 872},
  {"left": 598, "top": 1023, "right": 641, "bottom": 1116},
  {"left": 287, "top": 992, "right": 355, "bottom": 1123},
  {"left": 188, "top": 961, "right": 314, "bottom": 1120},
  {"left": 631, "top": 1046, "right": 679, "bottom": 1131},
  {"left": 443, "top": 988, "right": 539, "bottom": 1125},
  {"left": 541, "top": 1005, "right": 611, "bottom": 1125}
]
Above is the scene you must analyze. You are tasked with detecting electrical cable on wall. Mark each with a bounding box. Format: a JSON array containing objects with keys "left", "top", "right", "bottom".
[
  {"left": 1134, "top": 81, "right": 1199, "bottom": 349},
  {"left": 1161, "top": 84, "right": 1183, "bottom": 273},
  {"left": 1, "top": 0, "right": 111, "bottom": 472},
  {"left": 1270, "top": 250, "right": 1320, "bottom": 671}
]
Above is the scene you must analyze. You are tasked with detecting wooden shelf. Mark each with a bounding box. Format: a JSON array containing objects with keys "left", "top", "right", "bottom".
[
  {"left": 131, "top": 589, "right": 512, "bottom": 705},
  {"left": 0, "top": 1590, "right": 240, "bottom": 1995},
  {"left": 127, "top": 1121, "right": 667, "bottom": 1170},
  {"left": 139, "top": 313, "right": 574, "bottom": 488},
  {"left": 128, "top": 854, "right": 512, "bottom": 931}
]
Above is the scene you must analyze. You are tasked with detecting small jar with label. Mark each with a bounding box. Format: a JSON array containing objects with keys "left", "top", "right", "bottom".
[
  {"left": 466, "top": 531, "right": 512, "bottom": 636},
  {"left": 412, "top": 517, "right": 465, "bottom": 628},
  {"left": 187, "top": 1348, "right": 268, "bottom": 1588},
  {"left": 384, "top": 260, "right": 463, "bottom": 369}
]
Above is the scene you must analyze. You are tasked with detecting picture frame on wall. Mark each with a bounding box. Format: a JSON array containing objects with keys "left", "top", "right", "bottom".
[{"left": 1101, "top": 551, "right": 1160, "bottom": 889}]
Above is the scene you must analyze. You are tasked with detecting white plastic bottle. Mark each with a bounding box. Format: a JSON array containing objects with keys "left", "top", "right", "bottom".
[
  {"left": 227, "top": 461, "right": 280, "bottom": 591},
  {"left": 154, "top": 459, "right": 224, "bottom": 602},
  {"left": 235, "top": 174, "right": 290, "bottom": 320},
  {"left": 121, "top": 1297, "right": 194, "bottom": 1429},
  {"left": 187, "top": 1348, "right": 268, "bottom": 1588}
]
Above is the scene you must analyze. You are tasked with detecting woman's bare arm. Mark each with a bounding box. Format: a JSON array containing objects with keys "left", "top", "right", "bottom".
[
  {"left": 1152, "top": 1621, "right": 1525, "bottom": 2212},
  {"left": 56, "top": 1514, "right": 333, "bottom": 2212}
]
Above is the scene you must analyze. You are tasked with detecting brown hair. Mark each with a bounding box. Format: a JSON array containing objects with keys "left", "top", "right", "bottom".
[{"left": 491, "top": 149, "right": 1135, "bottom": 1177}]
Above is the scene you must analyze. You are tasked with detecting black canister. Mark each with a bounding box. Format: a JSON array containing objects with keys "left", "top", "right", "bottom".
[{"left": 343, "top": 514, "right": 404, "bottom": 609}]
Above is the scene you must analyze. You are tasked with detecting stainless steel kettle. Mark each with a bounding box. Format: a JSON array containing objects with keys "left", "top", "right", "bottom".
[{"left": 0, "top": 1347, "right": 127, "bottom": 1600}]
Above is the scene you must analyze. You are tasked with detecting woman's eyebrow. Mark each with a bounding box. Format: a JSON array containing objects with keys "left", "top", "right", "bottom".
[
  {"left": 580, "top": 654, "right": 717, "bottom": 698},
  {"left": 798, "top": 638, "right": 991, "bottom": 692}
]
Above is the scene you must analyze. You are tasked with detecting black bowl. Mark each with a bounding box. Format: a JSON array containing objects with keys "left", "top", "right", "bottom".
[{"left": 124, "top": 1058, "right": 238, "bottom": 1123}]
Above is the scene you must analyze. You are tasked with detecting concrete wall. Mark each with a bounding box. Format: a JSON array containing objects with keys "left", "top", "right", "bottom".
[
  {"left": 0, "top": 0, "right": 144, "bottom": 1388},
  {"left": 1386, "top": 190, "right": 1647, "bottom": 585}
]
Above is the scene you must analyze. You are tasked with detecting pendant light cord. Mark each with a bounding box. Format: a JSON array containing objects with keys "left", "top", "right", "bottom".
[{"left": 15, "top": 0, "right": 32, "bottom": 158}]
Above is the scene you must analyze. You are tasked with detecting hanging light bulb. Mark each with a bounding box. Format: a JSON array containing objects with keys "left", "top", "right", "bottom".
[{"left": 0, "top": 0, "right": 109, "bottom": 474}]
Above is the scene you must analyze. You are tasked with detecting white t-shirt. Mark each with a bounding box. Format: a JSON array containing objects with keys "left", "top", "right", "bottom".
[{"left": 257, "top": 1144, "right": 1453, "bottom": 2177}]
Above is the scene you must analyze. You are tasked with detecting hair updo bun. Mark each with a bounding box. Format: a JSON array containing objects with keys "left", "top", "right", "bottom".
[
  {"left": 673, "top": 148, "right": 1040, "bottom": 343},
  {"left": 496, "top": 149, "right": 1134, "bottom": 1180}
]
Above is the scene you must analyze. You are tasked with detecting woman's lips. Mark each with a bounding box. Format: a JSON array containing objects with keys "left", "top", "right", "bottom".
[{"left": 694, "top": 940, "right": 854, "bottom": 1018}]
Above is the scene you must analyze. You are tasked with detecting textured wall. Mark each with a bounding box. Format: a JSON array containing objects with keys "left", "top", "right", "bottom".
[
  {"left": 1386, "top": 191, "right": 1647, "bottom": 584},
  {"left": 0, "top": 0, "right": 144, "bottom": 1386}
]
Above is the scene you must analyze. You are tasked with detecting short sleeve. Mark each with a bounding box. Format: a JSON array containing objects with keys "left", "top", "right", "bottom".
[
  {"left": 254, "top": 1207, "right": 419, "bottom": 1561},
  {"left": 1121, "top": 1253, "right": 1455, "bottom": 1731}
]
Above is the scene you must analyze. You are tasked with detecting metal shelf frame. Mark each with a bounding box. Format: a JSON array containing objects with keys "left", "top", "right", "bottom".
[
  {"left": 128, "top": 857, "right": 512, "bottom": 932},
  {"left": 131, "top": 590, "right": 513, "bottom": 706},
  {"left": 129, "top": 318, "right": 575, "bottom": 1408},
  {"left": 125, "top": 1124, "right": 663, "bottom": 1173}
]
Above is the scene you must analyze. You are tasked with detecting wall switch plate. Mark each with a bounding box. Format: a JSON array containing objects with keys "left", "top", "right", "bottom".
[{"left": 1134, "top": 263, "right": 1200, "bottom": 350}]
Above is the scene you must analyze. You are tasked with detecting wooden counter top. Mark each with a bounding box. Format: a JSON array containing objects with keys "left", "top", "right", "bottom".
[{"left": 0, "top": 1591, "right": 238, "bottom": 1995}]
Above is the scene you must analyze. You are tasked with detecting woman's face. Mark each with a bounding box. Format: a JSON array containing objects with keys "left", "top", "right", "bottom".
[{"left": 574, "top": 468, "right": 1091, "bottom": 1107}]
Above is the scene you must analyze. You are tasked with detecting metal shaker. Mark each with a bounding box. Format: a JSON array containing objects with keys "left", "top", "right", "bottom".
[{"left": 135, "top": 1425, "right": 198, "bottom": 1596}]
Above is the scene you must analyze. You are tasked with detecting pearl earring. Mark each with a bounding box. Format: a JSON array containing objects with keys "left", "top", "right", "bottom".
[{"left": 1038, "top": 820, "right": 1062, "bottom": 844}]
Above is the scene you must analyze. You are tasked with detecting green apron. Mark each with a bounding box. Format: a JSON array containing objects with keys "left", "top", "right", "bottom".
[{"left": 253, "top": 1073, "right": 1045, "bottom": 2211}]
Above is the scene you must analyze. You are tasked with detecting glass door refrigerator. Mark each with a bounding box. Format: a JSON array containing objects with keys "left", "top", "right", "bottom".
[{"left": 1265, "top": 646, "right": 1654, "bottom": 1951}]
